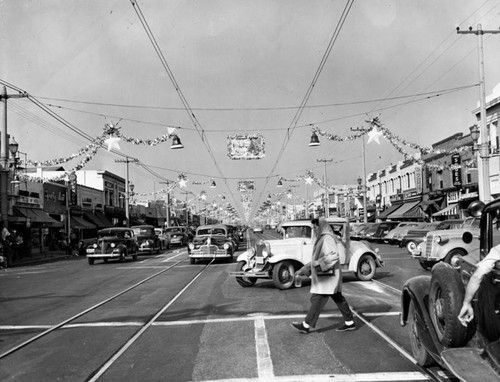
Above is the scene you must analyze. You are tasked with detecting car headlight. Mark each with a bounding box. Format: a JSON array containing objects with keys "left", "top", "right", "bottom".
[
  {"left": 223, "top": 243, "right": 229, "bottom": 249},
  {"left": 188, "top": 243, "right": 194, "bottom": 250},
  {"left": 93, "top": 243, "right": 98, "bottom": 248},
  {"left": 262, "top": 247, "right": 270, "bottom": 258},
  {"left": 111, "top": 243, "right": 116, "bottom": 248},
  {"left": 434, "top": 236, "right": 441, "bottom": 244}
]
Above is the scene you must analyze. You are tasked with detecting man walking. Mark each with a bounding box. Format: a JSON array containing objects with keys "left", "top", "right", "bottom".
[{"left": 291, "top": 217, "right": 355, "bottom": 333}]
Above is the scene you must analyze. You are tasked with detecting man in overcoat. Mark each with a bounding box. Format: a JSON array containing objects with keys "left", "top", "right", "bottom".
[{"left": 291, "top": 217, "right": 356, "bottom": 333}]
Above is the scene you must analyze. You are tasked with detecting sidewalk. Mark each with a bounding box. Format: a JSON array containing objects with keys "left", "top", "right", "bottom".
[{"left": 7, "top": 249, "right": 84, "bottom": 268}]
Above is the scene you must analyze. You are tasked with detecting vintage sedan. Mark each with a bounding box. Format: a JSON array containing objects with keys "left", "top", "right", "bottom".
[
  {"left": 155, "top": 228, "right": 171, "bottom": 249},
  {"left": 86, "top": 228, "right": 139, "bottom": 265},
  {"left": 409, "top": 217, "right": 480, "bottom": 270},
  {"left": 230, "top": 217, "right": 384, "bottom": 290},
  {"left": 131, "top": 225, "right": 162, "bottom": 254},
  {"left": 401, "top": 220, "right": 465, "bottom": 254},
  {"left": 400, "top": 200, "right": 500, "bottom": 380},
  {"left": 188, "top": 224, "right": 235, "bottom": 264},
  {"left": 164, "top": 226, "right": 189, "bottom": 246}
]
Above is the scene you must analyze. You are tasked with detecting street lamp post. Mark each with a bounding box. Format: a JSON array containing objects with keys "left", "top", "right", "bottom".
[
  {"left": 316, "top": 158, "right": 333, "bottom": 217},
  {"left": 457, "top": 24, "right": 500, "bottom": 203}
]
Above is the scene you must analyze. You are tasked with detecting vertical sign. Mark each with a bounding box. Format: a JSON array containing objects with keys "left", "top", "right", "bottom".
[
  {"left": 414, "top": 166, "right": 422, "bottom": 194},
  {"left": 451, "top": 154, "right": 462, "bottom": 188}
]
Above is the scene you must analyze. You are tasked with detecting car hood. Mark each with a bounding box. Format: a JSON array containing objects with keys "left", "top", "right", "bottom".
[
  {"left": 265, "top": 238, "right": 312, "bottom": 249},
  {"left": 426, "top": 227, "right": 480, "bottom": 236}
]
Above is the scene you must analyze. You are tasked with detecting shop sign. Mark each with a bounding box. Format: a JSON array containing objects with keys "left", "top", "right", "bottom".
[
  {"left": 414, "top": 166, "right": 422, "bottom": 193},
  {"left": 451, "top": 154, "right": 462, "bottom": 187}
]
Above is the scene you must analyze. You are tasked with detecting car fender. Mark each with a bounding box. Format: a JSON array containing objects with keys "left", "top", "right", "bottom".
[
  {"left": 267, "top": 253, "right": 305, "bottom": 268},
  {"left": 401, "top": 275, "right": 442, "bottom": 359},
  {"left": 347, "top": 247, "right": 382, "bottom": 272},
  {"left": 236, "top": 248, "right": 254, "bottom": 263}
]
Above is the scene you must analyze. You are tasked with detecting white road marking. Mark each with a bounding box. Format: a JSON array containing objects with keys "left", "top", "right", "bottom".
[
  {"left": 199, "top": 372, "right": 429, "bottom": 381},
  {"left": 254, "top": 316, "right": 274, "bottom": 379}
]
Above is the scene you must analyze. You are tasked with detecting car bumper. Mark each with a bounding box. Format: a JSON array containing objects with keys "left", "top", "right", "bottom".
[{"left": 189, "top": 249, "right": 230, "bottom": 259}]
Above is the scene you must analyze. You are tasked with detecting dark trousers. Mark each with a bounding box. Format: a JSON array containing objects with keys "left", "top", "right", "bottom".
[{"left": 305, "top": 292, "right": 353, "bottom": 328}]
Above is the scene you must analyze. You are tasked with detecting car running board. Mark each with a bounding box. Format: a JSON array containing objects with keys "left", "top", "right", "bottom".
[{"left": 441, "top": 347, "right": 499, "bottom": 382}]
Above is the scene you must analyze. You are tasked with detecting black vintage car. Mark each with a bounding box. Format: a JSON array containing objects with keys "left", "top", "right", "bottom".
[
  {"left": 86, "top": 227, "right": 139, "bottom": 265},
  {"left": 131, "top": 225, "right": 162, "bottom": 254},
  {"left": 188, "top": 224, "right": 235, "bottom": 264},
  {"left": 400, "top": 200, "right": 500, "bottom": 381}
]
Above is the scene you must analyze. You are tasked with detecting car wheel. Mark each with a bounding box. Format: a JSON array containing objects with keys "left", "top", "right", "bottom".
[
  {"left": 355, "top": 254, "right": 376, "bottom": 281},
  {"left": 419, "top": 260, "right": 433, "bottom": 271},
  {"left": 88, "top": 258, "right": 94, "bottom": 265},
  {"left": 272, "top": 261, "right": 295, "bottom": 290},
  {"left": 190, "top": 257, "right": 196, "bottom": 264},
  {"left": 408, "top": 299, "right": 435, "bottom": 367},
  {"left": 444, "top": 249, "right": 466, "bottom": 270},
  {"left": 429, "top": 264, "right": 472, "bottom": 347},
  {"left": 406, "top": 240, "right": 418, "bottom": 254},
  {"left": 132, "top": 253, "right": 138, "bottom": 261},
  {"left": 235, "top": 261, "right": 257, "bottom": 287}
]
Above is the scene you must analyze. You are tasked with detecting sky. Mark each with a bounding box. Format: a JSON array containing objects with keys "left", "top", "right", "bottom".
[{"left": 1, "top": 0, "right": 500, "bottom": 223}]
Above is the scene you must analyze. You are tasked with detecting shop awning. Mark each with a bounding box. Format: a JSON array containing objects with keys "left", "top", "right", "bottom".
[
  {"left": 403, "top": 205, "right": 426, "bottom": 219},
  {"left": 433, "top": 204, "right": 459, "bottom": 217},
  {"left": 83, "top": 211, "right": 111, "bottom": 228},
  {"left": 386, "top": 200, "right": 421, "bottom": 219},
  {"left": 94, "top": 211, "right": 113, "bottom": 227},
  {"left": 377, "top": 204, "right": 403, "bottom": 219},
  {"left": 68, "top": 216, "right": 96, "bottom": 230},
  {"left": 15, "top": 207, "right": 63, "bottom": 227}
]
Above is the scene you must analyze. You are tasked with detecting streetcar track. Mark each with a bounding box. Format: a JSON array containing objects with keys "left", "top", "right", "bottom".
[{"left": 0, "top": 252, "right": 191, "bottom": 359}]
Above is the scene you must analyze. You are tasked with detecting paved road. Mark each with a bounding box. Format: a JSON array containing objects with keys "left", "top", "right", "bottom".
[{"left": 0, "top": 234, "right": 455, "bottom": 381}]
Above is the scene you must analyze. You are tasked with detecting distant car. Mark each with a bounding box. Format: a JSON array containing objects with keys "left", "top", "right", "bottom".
[
  {"left": 131, "top": 225, "right": 162, "bottom": 255},
  {"left": 401, "top": 220, "right": 465, "bottom": 254},
  {"left": 155, "top": 228, "right": 171, "bottom": 250},
  {"left": 253, "top": 226, "right": 263, "bottom": 233},
  {"left": 164, "top": 226, "right": 189, "bottom": 246},
  {"left": 86, "top": 227, "right": 139, "bottom": 265},
  {"left": 410, "top": 217, "right": 480, "bottom": 270},
  {"left": 364, "top": 221, "right": 400, "bottom": 242},
  {"left": 384, "top": 221, "right": 427, "bottom": 245},
  {"left": 188, "top": 224, "right": 235, "bottom": 264},
  {"left": 352, "top": 223, "right": 375, "bottom": 241}
]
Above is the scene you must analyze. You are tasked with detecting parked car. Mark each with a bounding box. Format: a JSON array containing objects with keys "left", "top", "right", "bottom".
[
  {"left": 384, "top": 221, "right": 427, "bottom": 245},
  {"left": 164, "top": 226, "right": 189, "bottom": 246},
  {"left": 350, "top": 223, "right": 373, "bottom": 240},
  {"left": 131, "top": 225, "right": 162, "bottom": 255},
  {"left": 188, "top": 224, "right": 235, "bottom": 264},
  {"left": 85, "top": 227, "right": 139, "bottom": 265},
  {"left": 371, "top": 221, "right": 401, "bottom": 242},
  {"left": 229, "top": 217, "right": 384, "bottom": 290},
  {"left": 400, "top": 199, "right": 500, "bottom": 380},
  {"left": 409, "top": 217, "right": 480, "bottom": 270},
  {"left": 401, "top": 219, "right": 465, "bottom": 254},
  {"left": 253, "top": 226, "right": 263, "bottom": 233},
  {"left": 155, "top": 228, "right": 171, "bottom": 250}
]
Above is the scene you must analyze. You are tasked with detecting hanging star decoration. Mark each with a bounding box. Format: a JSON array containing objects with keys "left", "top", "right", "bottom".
[
  {"left": 178, "top": 173, "right": 187, "bottom": 188},
  {"left": 305, "top": 176, "right": 313, "bottom": 185},
  {"left": 367, "top": 126, "right": 383, "bottom": 145},
  {"left": 104, "top": 122, "right": 122, "bottom": 151}
]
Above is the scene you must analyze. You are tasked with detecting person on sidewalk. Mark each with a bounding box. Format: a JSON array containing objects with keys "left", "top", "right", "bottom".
[{"left": 291, "top": 217, "right": 356, "bottom": 334}]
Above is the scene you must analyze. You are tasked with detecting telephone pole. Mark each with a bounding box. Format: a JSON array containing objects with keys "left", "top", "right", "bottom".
[
  {"left": 316, "top": 158, "right": 333, "bottom": 217},
  {"left": 350, "top": 127, "right": 368, "bottom": 223},
  {"left": 457, "top": 24, "right": 500, "bottom": 203},
  {"left": 115, "top": 157, "right": 139, "bottom": 227}
]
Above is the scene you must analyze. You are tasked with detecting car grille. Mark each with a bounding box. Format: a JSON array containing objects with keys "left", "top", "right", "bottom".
[{"left": 192, "top": 244, "right": 227, "bottom": 256}]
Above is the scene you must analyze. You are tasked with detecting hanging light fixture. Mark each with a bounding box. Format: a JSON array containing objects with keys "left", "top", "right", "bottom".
[
  {"left": 210, "top": 179, "right": 216, "bottom": 188},
  {"left": 309, "top": 131, "right": 320, "bottom": 147},
  {"left": 277, "top": 177, "right": 283, "bottom": 187},
  {"left": 171, "top": 134, "right": 184, "bottom": 149}
]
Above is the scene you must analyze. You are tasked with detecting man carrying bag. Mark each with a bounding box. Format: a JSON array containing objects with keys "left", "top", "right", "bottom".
[{"left": 291, "top": 217, "right": 356, "bottom": 334}]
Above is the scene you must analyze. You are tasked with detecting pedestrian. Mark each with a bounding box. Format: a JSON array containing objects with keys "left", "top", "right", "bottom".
[
  {"left": 458, "top": 243, "right": 500, "bottom": 326},
  {"left": 0, "top": 227, "right": 12, "bottom": 268},
  {"left": 291, "top": 217, "right": 356, "bottom": 334}
]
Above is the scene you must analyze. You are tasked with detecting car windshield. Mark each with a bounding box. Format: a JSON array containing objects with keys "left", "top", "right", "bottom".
[
  {"left": 165, "top": 228, "right": 183, "bottom": 234},
  {"left": 132, "top": 227, "right": 154, "bottom": 236},
  {"left": 283, "top": 225, "right": 311, "bottom": 239},
  {"left": 98, "top": 230, "right": 131, "bottom": 239},
  {"left": 197, "top": 228, "right": 226, "bottom": 236}
]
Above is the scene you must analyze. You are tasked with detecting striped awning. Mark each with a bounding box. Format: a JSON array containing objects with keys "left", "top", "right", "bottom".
[
  {"left": 432, "top": 203, "right": 459, "bottom": 217},
  {"left": 386, "top": 200, "right": 420, "bottom": 219}
]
